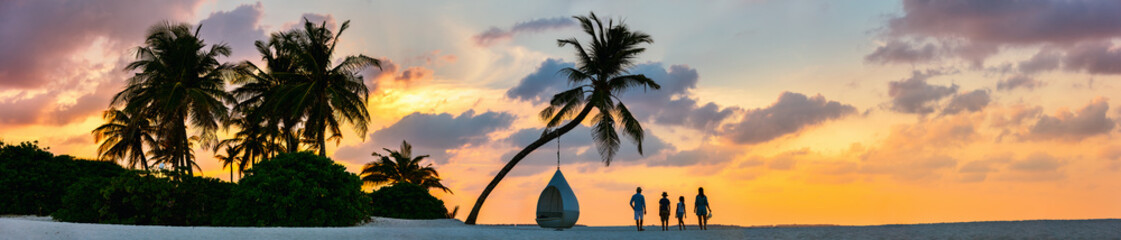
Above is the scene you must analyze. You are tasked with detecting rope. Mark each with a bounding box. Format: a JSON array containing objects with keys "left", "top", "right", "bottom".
[{"left": 556, "top": 134, "right": 561, "bottom": 170}]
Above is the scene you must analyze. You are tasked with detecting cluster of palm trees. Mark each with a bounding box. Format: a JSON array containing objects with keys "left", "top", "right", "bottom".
[
  {"left": 94, "top": 19, "right": 378, "bottom": 179},
  {"left": 92, "top": 12, "right": 656, "bottom": 224}
]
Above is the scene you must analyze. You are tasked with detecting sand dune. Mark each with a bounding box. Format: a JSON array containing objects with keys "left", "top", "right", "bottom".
[{"left": 2, "top": 216, "right": 1119, "bottom": 239}]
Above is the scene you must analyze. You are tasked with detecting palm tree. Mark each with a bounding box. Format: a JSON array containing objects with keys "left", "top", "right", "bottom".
[
  {"left": 260, "top": 19, "right": 380, "bottom": 157},
  {"left": 92, "top": 109, "right": 156, "bottom": 171},
  {"left": 216, "top": 115, "right": 282, "bottom": 172},
  {"left": 113, "top": 22, "right": 236, "bottom": 177},
  {"left": 214, "top": 145, "right": 241, "bottom": 181},
  {"left": 465, "top": 12, "right": 659, "bottom": 224},
  {"left": 361, "top": 140, "right": 452, "bottom": 193},
  {"left": 231, "top": 32, "right": 303, "bottom": 154}
]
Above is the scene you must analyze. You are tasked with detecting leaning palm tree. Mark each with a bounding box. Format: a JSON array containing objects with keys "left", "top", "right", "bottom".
[
  {"left": 92, "top": 109, "right": 156, "bottom": 171},
  {"left": 112, "top": 21, "right": 236, "bottom": 177},
  {"left": 361, "top": 140, "right": 452, "bottom": 193},
  {"left": 465, "top": 12, "right": 659, "bottom": 224},
  {"left": 260, "top": 19, "right": 380, "bottom": 157}
]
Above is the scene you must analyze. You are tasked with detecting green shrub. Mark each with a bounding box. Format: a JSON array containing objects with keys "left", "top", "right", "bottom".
[
  {"left": 93, "top": 174, "right": 176, "bottom": 225},
  {"left": 0, "top": 141, "right": 127, "bottom": 215},
  {"left": 176, "top": 176, "right": 235, "bottom": 225},
  {"left": 52, "top": 176, "right": 115, "bottom": 223},
  {"left": 369, "top": 182, "right": 448, "bottom": 219},
  {"left": 53, "top": 173, "right": 233, "bottom": 226},
  {"left": 220, "top": 152, "right": 370, "bottom": 226}
]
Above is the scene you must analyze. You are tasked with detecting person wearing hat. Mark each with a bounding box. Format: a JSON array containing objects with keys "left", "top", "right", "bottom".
[{"left": 658, "top": 192, "right": 671, "bottom": 231}]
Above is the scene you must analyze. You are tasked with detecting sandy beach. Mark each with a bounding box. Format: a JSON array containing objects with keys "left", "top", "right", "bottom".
[{"left": 3, "top": 216, "right": 1119, "bottom": 240}]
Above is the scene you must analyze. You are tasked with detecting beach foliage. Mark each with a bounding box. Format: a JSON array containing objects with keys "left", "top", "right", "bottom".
[
  {"left": 361, "top": 140, "right": 451, "bottom": 193},
  {"left": 53, "top": 173, "right": 233, "bottom": 225},
  {"left": 369, "top": 182, "right": 449, "bottom": 219},
  {"left": 0, "top": 141, "right": 127, "bottom": 216},
  {"left": 110, "top": 21, "right": 236, "bottom": 177},
  {"left": 220, "top": 152, "right": 370, "bottom": 226}
]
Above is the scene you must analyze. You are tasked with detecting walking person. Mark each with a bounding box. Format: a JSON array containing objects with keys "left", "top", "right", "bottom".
[
  {"left": 658, "top": 192, "right": 671, "bottom": 231},
  {"left": 630, "top": 187, "right": 646, "bottom": 231},
  {"left": 676, "top": 196, "right": 686, "bottom": 230},
  {"left": 694, "top": 187, "right": 711, "bottom": 230}
]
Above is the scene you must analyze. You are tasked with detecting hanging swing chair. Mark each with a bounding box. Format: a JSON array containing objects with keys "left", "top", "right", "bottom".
[{"left": 536, "top": 136, "right": 579, "bottom": 229}]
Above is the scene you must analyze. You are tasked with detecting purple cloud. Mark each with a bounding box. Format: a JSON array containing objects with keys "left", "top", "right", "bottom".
[
  {"left": 721, "top": 92, "right": 857, "bottom": 145},
  {"left": 0, "top": 0, "right": 201, "bottom": 89},
  {"left": 887, "top": 0, "right": 1121, "bottom": 45},
  {"left": 1027, "top": 98, "right": 1115, "bottom": 141},
  {"left": 1063, "top": 41, "right": 1121, "bottom": 75},
  {"left": 942, "top": 89, "right": 991, "bottom": 115},
  {"left": 473, "top": 17, "right": 575, "bottom": 47},
  {"left": 197, "top": 2, "right": 268, "bottom": 63},
  {"left": 887, "top": 70, "right": 959, "bottom": 114},
  {"left": 865, "top": 40, "right": 938, "bottom": 64},
  {"left": 996, "top": 75, "right": 1042, "bottom": 92},
  {"left": 333, "top": 110, "right": 515, "bottom": 165}
]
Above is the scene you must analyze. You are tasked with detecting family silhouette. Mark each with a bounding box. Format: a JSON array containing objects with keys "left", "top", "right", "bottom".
[{"left": 629, "top": 187, "right": 712, "bottom": 231}]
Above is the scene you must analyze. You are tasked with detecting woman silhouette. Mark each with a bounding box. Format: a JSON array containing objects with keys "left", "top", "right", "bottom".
[{"left": 694, "top": 187, "right": 711, "bottom": 230}]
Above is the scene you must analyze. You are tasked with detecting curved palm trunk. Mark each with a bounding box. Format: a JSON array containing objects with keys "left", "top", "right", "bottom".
[{"left": 465, "top": 103, "right": 595, "bottom": 224}]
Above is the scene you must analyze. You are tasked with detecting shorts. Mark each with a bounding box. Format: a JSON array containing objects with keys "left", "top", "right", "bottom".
[
  {"left": 676, "top": 211, "right": 684, "bottom": 219},
  {"left": 659, "top": 211, "right": 670, "bottom": 221},
  {"left": 634, "top": 209, "right": 644, "bottom": 220},
  {"left": 696, "top": 208, "right": 708, "bottom": 217}
]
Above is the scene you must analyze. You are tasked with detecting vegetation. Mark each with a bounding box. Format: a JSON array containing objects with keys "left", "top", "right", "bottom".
[
  {"left": 221, "top": 152, "right": 370, "bottom": 226},
  {"left": 92, "top": 109, "right": 156, "bottom": 171},
  {"left": 54, "top": 173, "right": 234, "bottom": 225},
  {"left": 361, "top": 140, "right": 451, "bottom": 193},
  {"left": 369, "top": 183, "right": 449, "bottom": 219},
  {"left": 228, "top": 19, "right": 380, "bottom": 161},
  {"left": 0, "top": 141, "right": 127, "bottom": 216},
  {"left": 107, "top": 22, "right": 236, "bottom": 177},
  {"left": 2, "top": 17, "right": 466, "bottom": 227},
  {"left": 465, "top": 12, "right": 659, "bottom": 224}
]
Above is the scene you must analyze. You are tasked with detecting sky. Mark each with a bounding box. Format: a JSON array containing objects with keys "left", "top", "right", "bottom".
[{"left": 2, "top": 0, "right": 1121, "bottom": 227}]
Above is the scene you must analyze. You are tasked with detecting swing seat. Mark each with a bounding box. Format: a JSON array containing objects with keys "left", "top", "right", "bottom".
[{"left": 536, "top": 169, "right": 579, "bottom": 229}]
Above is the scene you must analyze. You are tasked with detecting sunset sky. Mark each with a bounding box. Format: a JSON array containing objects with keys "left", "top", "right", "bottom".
[{"left": 2, "top": 0, "right": 1121, "bottom": 226}]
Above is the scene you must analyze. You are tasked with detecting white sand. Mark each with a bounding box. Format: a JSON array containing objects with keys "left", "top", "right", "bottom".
[{"left": 2, "top": 216, "right": 1119, "bottom": 240}]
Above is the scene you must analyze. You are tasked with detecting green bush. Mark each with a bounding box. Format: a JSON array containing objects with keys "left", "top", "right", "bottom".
[
  {"left": 52, "top": 176, "right": 115, "bottom": 223},
  {"left": 176, "top": 176, "right": 235, "bottom": 225},
  {"left": 53, "top": 173, "right": 234, "bottom": 226},
  {"left": 369, "top": 182, "right": 448, "bottom": 219},
  {"left": 0, "top": 141, "right": 127, "bottom": 215},
  {"left": 220, "top": 152, "right": 370, "bottom": 226}
]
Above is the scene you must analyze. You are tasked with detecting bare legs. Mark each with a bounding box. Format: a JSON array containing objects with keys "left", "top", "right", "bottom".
[
  {"left": 677, "top": 217, "right": 685, "bottom": 230},
  {"left": 697, "top": 216, "right": 707, "bottom": 230},
  {"left": 661, "top": 218, "right": 668, "bottom": 231},
  {"left": 636, "top": 219, "right": 644, "bottom": 231}
]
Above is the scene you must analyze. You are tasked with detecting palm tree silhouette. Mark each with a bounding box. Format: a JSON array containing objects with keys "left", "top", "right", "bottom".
[
  {"left": 92, "top": 109, "right": 156, "bottom": 171},
  {"left": 259, "top": 19, "right": 380, "bottom": 157},
  {"left": 465, "top": 12, "right": 659, "bottom": 224},
  {"left": 112, "top": 22, "right": 235, "bottom": 177},
  {"left": 361, "top": 140, "right": 452, "bottom": 193},
  {"left": 215, "top": 115, "right": 282, "bottom": 175},
  {"left": 231, "top": 32, "right": 303, "bottom": 154},
  {"left": 214, "top": 145, "right": 241, "bottom": 181}
]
